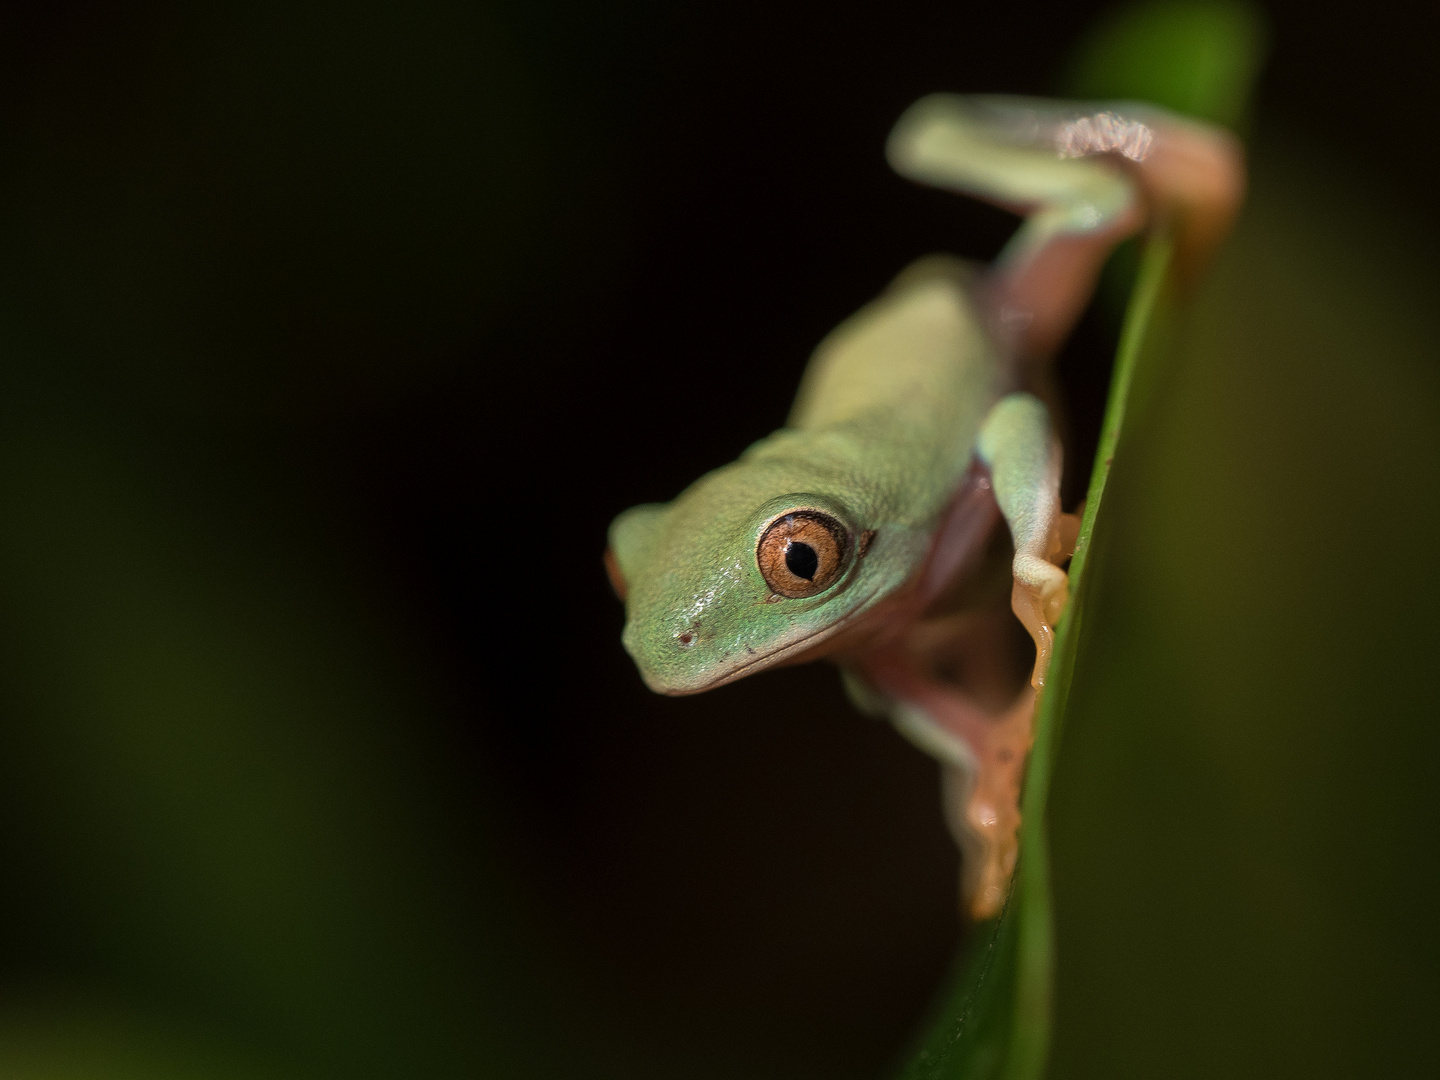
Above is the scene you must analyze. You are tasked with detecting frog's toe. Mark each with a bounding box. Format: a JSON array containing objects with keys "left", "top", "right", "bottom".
[{"left": 1014, "top": 554, "right": 1067, "bottom": 611}]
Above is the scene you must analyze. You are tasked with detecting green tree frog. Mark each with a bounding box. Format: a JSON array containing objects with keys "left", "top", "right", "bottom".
[{"left": 605, "top": 95, "right": 1242, "bottom": 918}]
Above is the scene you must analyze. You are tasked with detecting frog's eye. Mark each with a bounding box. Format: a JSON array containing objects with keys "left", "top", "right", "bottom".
[{"left": 756, "top": 510, "right": 849, "bottom": 598}]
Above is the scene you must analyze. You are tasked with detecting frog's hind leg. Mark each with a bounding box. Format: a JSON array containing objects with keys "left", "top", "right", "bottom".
[
  {"left": 886, "top": 94, "right": 1243, "bottom": 359},
  {"left": 853, "top": 621, "right": 1036, "bottom": 920}
]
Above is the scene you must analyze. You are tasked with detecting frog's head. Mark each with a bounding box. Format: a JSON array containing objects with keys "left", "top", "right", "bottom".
[{"left": 606, "top": 482, "right": 885, "bottom": 695}]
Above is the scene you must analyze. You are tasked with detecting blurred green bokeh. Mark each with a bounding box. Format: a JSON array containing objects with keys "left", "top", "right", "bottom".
[
  {"left": 1065, "top": 0, "right": 1265, "bottom": 127},
  {"left": 1048, "top": 136, "right": 1440, "bottom": 1077}
]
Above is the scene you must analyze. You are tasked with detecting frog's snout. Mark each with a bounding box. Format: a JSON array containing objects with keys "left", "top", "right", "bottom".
[{"left": 622, "top": 616, "right": 721, "bottom": 695}]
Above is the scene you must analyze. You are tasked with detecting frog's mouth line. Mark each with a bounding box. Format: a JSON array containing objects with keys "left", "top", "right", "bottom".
[{"left": 655, "top": 585, "right": 885, "bottom": 696}]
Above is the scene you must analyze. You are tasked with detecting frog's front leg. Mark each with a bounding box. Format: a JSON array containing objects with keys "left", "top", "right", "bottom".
[{"left": 978, "top": 391, "right": 1074, "bottom": 689}]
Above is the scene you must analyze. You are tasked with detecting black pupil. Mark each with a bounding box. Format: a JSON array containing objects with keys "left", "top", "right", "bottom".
[{"left": 785, "top": 541, "right": 819, "bottom": 581}]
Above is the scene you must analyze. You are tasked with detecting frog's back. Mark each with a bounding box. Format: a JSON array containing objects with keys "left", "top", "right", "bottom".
[{"left": 784, "top": 255, "right": 1007, "bottom": 517}]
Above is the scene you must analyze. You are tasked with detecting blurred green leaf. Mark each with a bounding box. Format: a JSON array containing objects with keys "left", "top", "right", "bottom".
[
  {"left": 1047, "top": 136, "right": 1440, "bottom": 1079},
  {"left": 894, "top": 4, "right": 1263, "bottom": 1077},
  {"left": 1065, "top": 0, "right": 1265, "bottom": 127}
]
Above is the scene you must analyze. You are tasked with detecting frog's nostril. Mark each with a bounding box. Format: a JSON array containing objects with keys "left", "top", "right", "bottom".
[{"left": 677, "top": 632, "right": 695, "bottom": 646}]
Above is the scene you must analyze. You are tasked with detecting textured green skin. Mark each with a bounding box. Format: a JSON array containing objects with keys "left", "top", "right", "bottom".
[{"left": 610, "top": 258, "right": 1015, "bottom": 694}]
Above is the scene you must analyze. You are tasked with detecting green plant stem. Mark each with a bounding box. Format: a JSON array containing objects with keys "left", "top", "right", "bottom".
[{"left": 1003, "top": 227, "right": 1175, "bottom": 1080}]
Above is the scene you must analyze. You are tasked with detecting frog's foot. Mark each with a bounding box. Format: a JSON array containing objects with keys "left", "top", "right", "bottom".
[
  {"left": 858, "top": 647, "right": 1036, "bottom": 921},
  {"left": 1011, "top": 508, "right": 1078, "bottom": 688},
  {"left": 940, "top": 689, "right": 1035, "bottom": 918},
  {"left": 1057, "top": 507, "right": 1081, "bottom": 560}
]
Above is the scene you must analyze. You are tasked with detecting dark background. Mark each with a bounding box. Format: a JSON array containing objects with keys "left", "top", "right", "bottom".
[{"left": 0, "top": 1, "right": 1436, "bottom": 1077}]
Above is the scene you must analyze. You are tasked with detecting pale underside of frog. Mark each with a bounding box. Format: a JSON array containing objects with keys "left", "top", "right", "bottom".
[{"left": 606, "top": 95, "right": 1243, "bottom": 919}]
